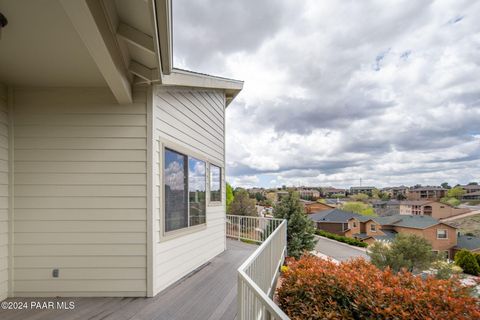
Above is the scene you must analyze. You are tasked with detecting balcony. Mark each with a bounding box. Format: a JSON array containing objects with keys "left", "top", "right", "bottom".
[{"left": 0, "top": 215, "right": 288, "bottom": 320}]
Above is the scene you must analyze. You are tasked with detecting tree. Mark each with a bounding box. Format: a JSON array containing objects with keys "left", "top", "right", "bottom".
[
  {"left": 396, "top": 193, "right": 407, "bottom": 200},
  {"left": 351, "top": 193, "right": 369, "bottom": 201},
  {"left": 454, "top": 249, "right": 480, "bottom": 276},
  {"left": 228, "top": 189, "right": 257, "bottom": 216},
  {"left": 274, "top": 191, "right": 317, "bottom": 259},
  {"left": 441, "top": 197, "right": 461, "bottom": 207},
  {"left": 342, "top": 202, "right": 376, "bottom": 216},
  {"left": 441, "top": 182, "right": 451, "bottom": 189},
  {"left": 368, "top": 233, "right": 435, "bottom": 273},
  {"left": 446, "top": 186, "right": 466, "bottom": 200},
  {"left": 226, "top": 183, "right": 234, "bottom": 208}
]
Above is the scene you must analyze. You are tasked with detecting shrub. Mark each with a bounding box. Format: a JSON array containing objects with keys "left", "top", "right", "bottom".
[
  {"left": 277, "top": 255, "right": 480, "bottom": 320},
  {"left": 455, "top": 250, "right": 480, "bottom": 276},
  {"left": 315, "top": 229, "right": 368, "bottom": 247},
  {"left": 368, "top": 233, "right": 435, "bottom": 273},
  {"left": 431, "top": 260, "right": 463, "bottom": 280}
]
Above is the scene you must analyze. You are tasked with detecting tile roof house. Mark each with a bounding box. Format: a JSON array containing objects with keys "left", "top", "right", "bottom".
[
  {"left": 0, "top": 0, "right": 246, "bottom": 303},
  {"left": 309, "top": 209, "right": 363, "bottom": 236},
  {"left": 351, "top": 215, "right": 461, "bottom": 258}
]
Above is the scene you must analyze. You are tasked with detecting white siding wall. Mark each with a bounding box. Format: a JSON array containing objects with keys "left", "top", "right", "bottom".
[
  {"left": 12, "top": 88, "right": 147, "bottom": 297},
  {"left": 153, "top": 87, "right": 226, "bottom": 294},
  {"left": 0, "top": 84, "right": 9, "bottom": 301}
]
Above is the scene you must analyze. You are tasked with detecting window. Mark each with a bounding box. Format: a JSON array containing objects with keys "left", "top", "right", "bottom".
[
  {"left": 353, "top": 221, "right": 357, "bottom": 228},
  {"left": 437, "top": 229, "right": 448, "bottom": 239},
  {"left": 210, "top": 164, "right": 221, "bottom": 202},
  {"left": 370, "top": 223, "right": 376, "bottom": 232},
  {"left": 164, "top": 148, "right": 206, "bottom": 233}
]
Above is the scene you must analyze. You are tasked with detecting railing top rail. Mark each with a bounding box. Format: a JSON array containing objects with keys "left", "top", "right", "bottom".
[
  {"left": 226, "top": 214, "right": 284, "bottom": 223},
  {"left": 237, "top": 219, "right": 287, "bottom": 276}
]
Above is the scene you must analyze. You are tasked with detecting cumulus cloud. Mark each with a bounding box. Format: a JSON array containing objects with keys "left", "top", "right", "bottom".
[{"left": 173, "top": 0, "right": 480, "bottom": 188}]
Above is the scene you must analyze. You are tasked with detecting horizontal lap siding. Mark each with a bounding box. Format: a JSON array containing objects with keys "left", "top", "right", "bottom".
[
  {"left": 153, "top": 88, "right": 226, "bottom": 294},
  {"left": 12, "top": 88, "right": 147, "bottom": 297},
  {"left": 0, "top": 85, "right": 8, "bottom": 301}
]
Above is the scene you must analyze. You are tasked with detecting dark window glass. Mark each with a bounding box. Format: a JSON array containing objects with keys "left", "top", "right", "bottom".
[
  {"left": 164, "top": 149, "right": 188, "bottom": 232},
  {"left": 210, "top": 165, "right": 221, "bottom": 202},
  {"left": 189, "top": 157, "right": 206, "bottom": 226}
]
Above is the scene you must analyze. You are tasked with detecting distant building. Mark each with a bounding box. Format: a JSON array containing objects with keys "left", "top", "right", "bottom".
[
  {"left": 399, "top": 200, "right": 469, "bottom": 219},
  {"left": 371, "top": 200, "right": 400, "bottom": 216},
  {"left": 350, "top": 186, "right": 375, "bottom": 196},
  {"left": 463, "top": 191, "right": 480, "bottom": 201},
  {"left": 321, "top": 187, "right": 346, "bottom": 197},
  {"left": 382, "top": 186, "right": 408, "bottom": 199},
  {"left": 297, "top": 188, "right": 320, "bottom": 200},
  {"left": 407, "top": 186, "right": 446, "bottom": 201},
  {"left": 461, "top": 184, "right": 480, "bottom": 194}
]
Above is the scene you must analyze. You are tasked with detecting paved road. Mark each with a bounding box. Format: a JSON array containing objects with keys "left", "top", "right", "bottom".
[{"left": 314, "top": 236, "right": 370, "bottom": 262}]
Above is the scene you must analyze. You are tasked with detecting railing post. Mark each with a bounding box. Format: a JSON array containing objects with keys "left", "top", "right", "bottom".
[
  {"left": 238, "top": 216, "right": 241, "bottom": 241},
  {"left": 237, "top": 273, "right": 243, "bottom": 320}
]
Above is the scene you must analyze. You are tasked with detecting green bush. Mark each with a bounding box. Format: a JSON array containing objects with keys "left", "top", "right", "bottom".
[
  {"left": 455, "top": 249, "right": 480, "bottom": 276},
  {"left": 315, "top": 229, "right": 368, "bottom": 247}
]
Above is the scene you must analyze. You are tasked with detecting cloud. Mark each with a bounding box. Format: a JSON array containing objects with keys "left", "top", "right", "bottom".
[{"left": 173, "top": 0, "right": 480, "bottom": 188}]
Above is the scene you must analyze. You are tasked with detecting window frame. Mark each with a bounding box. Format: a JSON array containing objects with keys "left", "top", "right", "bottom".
[
  {"left": 437, "top": 229, "right": 448, "bottom": 239},
  {"left": 208, "top": 162, "right": 223, "bottom": 206},
  {"left": 370, "top": 223, "right": 377, "bottom": 232},
  {"left": 160, "top": 140, "right": 208, "bottom": 241}
]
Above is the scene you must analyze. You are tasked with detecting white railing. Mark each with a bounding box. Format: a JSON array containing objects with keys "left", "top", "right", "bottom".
[
  {"left": 226, "top": 215, "right": 284, "bottom": 243},
  {"left": 227, "top": 215, "right": 289, "bottom": 320}
]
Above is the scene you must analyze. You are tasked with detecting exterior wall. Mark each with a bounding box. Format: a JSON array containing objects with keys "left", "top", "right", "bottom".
[
  {"left": 152, "top": 87, "right": 226, "bottom": 294},
  {"left": 428, "top": 202, "right": 469, "bottom": 219},
  {"left": 11, "top": 88, "right": 148, "bottom": 297},
  {"left": 346, "top": 218, "right": 361, "bottom": 235},
  {"left": 365, "top": 220, "right": 384, "bottom": 237},
  {"left": 393, "top": 224, "right": 457, "bottom": 252},
  {"left": 0, "top": 85, "right": 9, "bottom": 301}
]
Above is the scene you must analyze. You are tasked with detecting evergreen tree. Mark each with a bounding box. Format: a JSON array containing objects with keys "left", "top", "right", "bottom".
[{"left": 274, "top": 191, "right": 317, "bottom": 259}]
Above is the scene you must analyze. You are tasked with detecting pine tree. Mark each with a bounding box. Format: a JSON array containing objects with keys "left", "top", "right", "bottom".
[{"left": 274, "top": 191, "right": 317, "bottom": 259}]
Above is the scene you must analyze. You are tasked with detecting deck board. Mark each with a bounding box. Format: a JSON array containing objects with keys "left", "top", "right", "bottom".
[{"left": 0, "top": 240, "right": 255, "bottom": 320}]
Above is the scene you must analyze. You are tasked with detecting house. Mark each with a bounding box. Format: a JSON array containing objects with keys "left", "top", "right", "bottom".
[
  {"left": 297, "top": 188, "right": 320, "bottom": 200},
  {"left": 371, "top": 200, "right": 400, "bottom": 216},
  {"left": 0, "top": 0, "right": 243, "bottom": 302},
  {"left": 462, "top": 191, "right": 480, "bottom": 201},
  {"left": 461, "top": 184, "right": 480, "bottom": 194},
  {"left": 407, "top": 186, "right": 446, "bottom": 201},
  {"left": 308, "top": 209, "right": 362, "bottom": 236},
  {"left": 382, "top": 186, "right": 408, "bottom": 199},
  {"left": 352, "top": 215, "right": 458, "bottom": 259},
  {"left": 454, "top": 235, "right": 480, "bottom": 255},
  {"left": 399, "top": 200, "right": 469, "bottom": 219},
  {"left": 321, "top": 187, "right": 346, "bottom": 197},
  {"left": 300, "top": 199, "right": 335, "bottom": 214},
  {"left": 350, "top": 186, "right": 375, "bottom": 196}
]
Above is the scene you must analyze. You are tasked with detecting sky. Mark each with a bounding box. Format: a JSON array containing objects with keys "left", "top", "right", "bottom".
[{"left": 172, "top": 0, "right": 480, "bottom": 189}]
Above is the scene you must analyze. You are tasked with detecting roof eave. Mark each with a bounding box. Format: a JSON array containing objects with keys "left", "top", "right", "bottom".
[{"left": 152, "top": 0, "right": 243, "bottom": 106}]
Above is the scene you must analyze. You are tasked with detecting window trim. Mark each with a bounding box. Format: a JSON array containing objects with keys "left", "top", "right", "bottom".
[
  {"left": 437, "top": 229, "right": 448, "bottom": 240},
  {"left": 208, "top": 162, "right": 223, "bottom": 206},
  {"left": 370, "top": 223, "right": 377, "bottom": 232},
  {"left": 160, "top": 140, "right": 209, "bottom": 241}
]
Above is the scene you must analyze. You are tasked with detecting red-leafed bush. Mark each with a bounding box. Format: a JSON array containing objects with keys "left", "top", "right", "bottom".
[{"left": 277, "top": 255, "right": 480, "bottom": 320}]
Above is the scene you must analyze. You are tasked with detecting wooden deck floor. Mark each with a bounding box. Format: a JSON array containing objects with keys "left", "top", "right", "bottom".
[{"left": 0, "top": 240, "right": 256, "bottom": 320}]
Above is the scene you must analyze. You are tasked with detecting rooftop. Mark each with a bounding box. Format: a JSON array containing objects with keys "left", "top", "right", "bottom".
[
  {"left": 456, "top": 235, "right": 480, "bottom": 251},
  {"left": 309, "top": 209, "right": 361, "bottom": 223},
  {"left": 0, "top": 240, "right": 255, "bottom": 320},
  {"left": 373, "top": 214, "right": 446, "bottom": 229}
]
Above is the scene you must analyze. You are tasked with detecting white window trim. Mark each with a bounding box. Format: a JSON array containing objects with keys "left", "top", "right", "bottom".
[
  {"left": 370, "top": 223, "right": 377, "bottom": 232},
  {"left": 159, "top": 140, "right": 209, "bottom": 241},
  {"left": 208, "top": 162, "right": 223, "bottom": 207},
  {"left": 437, "top": 229, "right": 448, "bottom": 240}
]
